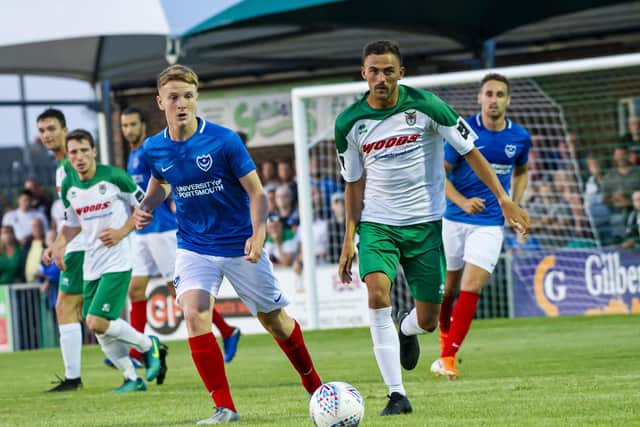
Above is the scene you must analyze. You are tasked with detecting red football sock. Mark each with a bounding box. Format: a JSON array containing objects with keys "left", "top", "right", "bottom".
[
  {"left": 439, "top": 294, "right": 456, "bottom": 333},
  {"left": 189, "top": 333, "right": 236, "bottom": 412},
  {"left": 441, "top": 291, "right": 480, "bottom": 358},
  {"left": 275, "top": 321, "right": 322, "bottom": 393},
  {"left": 212, "top": 308, "right": 234, "bottom": 339},
  {"left": 128, "top": 300, "right": 147, "bottom": 361}
]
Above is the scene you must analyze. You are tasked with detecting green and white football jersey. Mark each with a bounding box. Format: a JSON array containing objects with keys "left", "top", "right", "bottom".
[
  {"left": 56, "top": 158, "right": 86, "bottom": 253},
  {"left": 61, "top": 164, "right": 144, "bottom": 280},
  {"left": 335, "top": 85, "right": 477, "bottom": 226}
]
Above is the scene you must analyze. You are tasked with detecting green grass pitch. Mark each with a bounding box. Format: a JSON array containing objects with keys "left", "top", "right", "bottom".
[{"left": 1, "top": 314, "right": 638, "bottom": 426}]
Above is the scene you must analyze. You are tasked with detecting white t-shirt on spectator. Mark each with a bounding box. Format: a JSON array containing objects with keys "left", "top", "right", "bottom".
[{"left": 2, "top": 208, "right": 49, "bottom": 242}]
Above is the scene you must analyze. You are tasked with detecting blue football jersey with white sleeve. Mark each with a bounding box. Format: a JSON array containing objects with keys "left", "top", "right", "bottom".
[
  {"left": 142, "top": 118, "right": 256, "bottom": 256},
  {"left": 127, "top": 143, "right": 177, "bottom": 234},
  {"left": 444, "top": 114, "right": 531, "bottom": 226}
]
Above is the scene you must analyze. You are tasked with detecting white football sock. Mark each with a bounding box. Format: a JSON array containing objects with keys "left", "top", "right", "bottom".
[
  {"left": 369, "top": 307, "right": 406, "bottom": 396},
  {"left": 58, "top": 323, "right": 82, "bottom": 380},
  {"left": 104, "top": 318, "right": 152, "bottom": 353},
  {"left": 96, "top": 334, "right": 138, "bottom": 381},
  {"left": 400, "top": 307, "right": 428, "bottom": 336}
]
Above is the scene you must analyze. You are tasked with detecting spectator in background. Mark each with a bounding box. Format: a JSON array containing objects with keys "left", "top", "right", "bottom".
[
  {"left": 620, "top": 190, "right": 640, "bottom": 250},
  {"left": 0, "top": 226, "right": 23, "bottom": 285},
  {"left": 503, "top": 228, "right": 541, "bottom": 255},
  {"left": 583, "top": 155, "right": 612, "bottom": 244},
  {"left": 619, "top": 115, "right": 640, "bottom": 164},
  {"left": 528, "top": 181, "right": 573, "bottom": 248},
  {"left": 24, "top": 217, "right": 46, "bottom": 282},
  {"left": 277, "top": 159, "right": 298, "bottom": 207},
  {"left": 2, "top": 189, "right": 49, "bottom": 246},
  {"left": 326, "top": 192, "right": 346, "bottom": 264},
  {"left": 264, "top": 213, "right": 299, "bottom": 267},
  {"left": 293, "top": 186, "right": 328, "bottom": 265},
  {"left": 260, "top": 160, "right": 280, "bottom": 187},
  {"left": 553, "top": 168, "right": 587, "bottom": 234},
  {"left": 602, "top": 145, "right": 640, "bottom": 240},
  {"left": 309, "top": 153, "right": 340, "bottom": 219},
  {"left": 275, "top": 184, "right": 298, "bottom": 226},
  {"left": 24, "top": 179, "right": 53, "bottom": 221},
  {"left": 265, "top": 184, "right": 278, "bottom": 216},
  {"left": 37, "top": 229, "right": 61, "bottom": 316}
]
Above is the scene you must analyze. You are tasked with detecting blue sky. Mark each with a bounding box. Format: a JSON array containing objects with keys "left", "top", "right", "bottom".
[{"left": 0, "top": 0, "right": 241, "bottom": 148}]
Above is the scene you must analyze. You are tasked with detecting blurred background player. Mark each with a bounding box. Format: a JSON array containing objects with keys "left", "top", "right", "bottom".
[
  {"left": 336, "top": 41, "right": 530, "bottom": 417},
  {"left": 36, "top": 109, "right": 86, "bottom": 392},
  {"left": 433, "top": 73, "right": 531, "bottom": 379},
  {"left": 118, "top": 107, "right": 241, "bottom": 378},
  {"left": 44, "top": 129, "right": 165, "bottom": 393},
  {"left": 135, "top": 64, "right": 322, "bottom": 424}
]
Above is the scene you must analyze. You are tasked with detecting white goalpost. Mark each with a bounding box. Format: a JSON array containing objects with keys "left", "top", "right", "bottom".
[{"left": 292, "top": 52, "right": 640, "bottom": 329}]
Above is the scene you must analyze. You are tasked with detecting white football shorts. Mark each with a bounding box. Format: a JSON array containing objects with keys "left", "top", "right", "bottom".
[
  {"left": 132, "top": 230, "right": 177, "bottom": 281},
  {"left": 173, "top": 248, "right": 289, "bottom": 316},
  {"left": 442, "top": 218, "right": 504, "bottom": 273}
]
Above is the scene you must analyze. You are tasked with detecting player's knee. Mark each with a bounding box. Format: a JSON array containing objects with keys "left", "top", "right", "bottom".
[
  {"left": 182, "top": 308, "right": 209, "bottom": 335},
  {"left": 417, "top": 312, "right": 438, "bottom": 332},
  {"left": 127, "top": 286, "right": 145, "bottom": 301},
  {"left": 84, "top": 316, "right": 102, "bottom": 334}
]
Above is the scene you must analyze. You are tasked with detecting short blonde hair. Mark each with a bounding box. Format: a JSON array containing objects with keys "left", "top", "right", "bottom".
[{"left": 157, "top": 64, "right": 199, "bottom": 91}]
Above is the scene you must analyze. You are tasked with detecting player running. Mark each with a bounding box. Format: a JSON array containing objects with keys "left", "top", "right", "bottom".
[
  {"left": 44, "top": 129, "right": 166, "bottom": 393},
  {"left": 335, "top": 41, "right": 530, "bottom": 417},
  {"left": 431, "top": 73, "right": 530, "bottom": 379},
  {"left": 134, "top": 64, "right": 322, "bottom": 424},
  {"left": 36, "top": 109, "right": 86, "bottom": 392}
]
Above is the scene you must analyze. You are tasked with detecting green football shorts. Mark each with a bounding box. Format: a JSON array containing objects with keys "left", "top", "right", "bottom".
[
  {"left": 59, "top": 251, "right": 85, "bottom": 294},
  {"left": 83, "top": 270, "right": 131, "bottom": 320},
  {"left": 358, "top": 221, "right": 446, "bottom": 303}
]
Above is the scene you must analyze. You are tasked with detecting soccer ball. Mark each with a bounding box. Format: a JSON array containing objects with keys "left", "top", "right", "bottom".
[{"left": 309, "top": 381, "right": 365, "bottom": 427}]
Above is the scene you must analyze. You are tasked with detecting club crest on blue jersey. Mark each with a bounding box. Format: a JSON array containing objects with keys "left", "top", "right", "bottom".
[
  {"left": 196, "top": 154, "right": 213, "bottom": 172},
  {"left": 504, "top": 144, "right": 517, "bottom": 158},
  {"left": 404, "top": 110, "right": 417, "bottom": 126},
  {"left": 131, "top": 156, "right": 139, "bottom": 169}
]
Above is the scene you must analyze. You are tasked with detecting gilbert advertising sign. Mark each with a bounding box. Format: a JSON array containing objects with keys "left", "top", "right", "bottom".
[{"left": 512, "top": 249, "right": 640, "bottom": 317}]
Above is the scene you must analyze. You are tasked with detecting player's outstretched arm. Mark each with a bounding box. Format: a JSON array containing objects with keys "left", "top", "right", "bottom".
[
  {"left": 239, "top": 170, "right": 268, "bottom": 263},
  {"left": 339, "top": 178, "right": 364, "bottom": 283},
  {"left": 135, "top": 176, "right": 170, "bottom": 230},
  {"left": 463, "top": 148, "right": 530, "bottom": 233}
]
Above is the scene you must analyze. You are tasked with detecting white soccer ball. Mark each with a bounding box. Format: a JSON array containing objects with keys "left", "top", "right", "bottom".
[{"left": 309, "top": 381, "right": 365, "bottom": 427}]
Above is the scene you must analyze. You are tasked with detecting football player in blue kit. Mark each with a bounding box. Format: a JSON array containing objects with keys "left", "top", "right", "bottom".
[
  {"left": 134, "top": 64, "right": 322, "bottom": 425},
  {"left": 432, "top": 73, "right": 531, "bottom": 379}
]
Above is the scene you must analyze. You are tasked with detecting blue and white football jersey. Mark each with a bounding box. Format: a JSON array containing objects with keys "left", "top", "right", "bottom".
[
  {"left": 142, "top": 118, "right": 256, "bottom": 256},
  {"left": 127, "top": 144, "right": 177, "bottom": 234},
  {"left": 444, "top": 114, "right": 531, "bottom": 226}
]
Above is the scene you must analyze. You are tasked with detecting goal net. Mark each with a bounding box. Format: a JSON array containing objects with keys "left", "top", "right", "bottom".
[{"left": 292, "top": 54, "right": 640, "bottom": 328}]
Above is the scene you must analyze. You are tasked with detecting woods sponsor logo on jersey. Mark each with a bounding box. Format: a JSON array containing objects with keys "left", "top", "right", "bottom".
[
  {"left": 404, "top": 110, "right": 417, "bottom": 126},
  {"left": 361, "top": 133, "right": 420, "bottom": 154},
  {"left": 75, "top": 201, "right": 110, "bottom": 216},
  {"left": 505, "top": 144, "right": 517, "bottom": 158},
  {"left": 196, "top": 154, "right": 213, "bottom": 172}
]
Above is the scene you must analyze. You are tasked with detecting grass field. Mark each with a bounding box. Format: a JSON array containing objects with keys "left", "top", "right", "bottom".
[{"left": 1, "top": 314, "right": 639, "bottom": 426}]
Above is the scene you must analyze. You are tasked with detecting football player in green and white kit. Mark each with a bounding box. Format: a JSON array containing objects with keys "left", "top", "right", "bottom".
[
  {"left": 43, "top": 129, "right": 165, "bottom": 393},
  {"left": 36, "top": 109, "right": 86, "bottom": 392},
  {"left": 335, "top": 40, "right": 530, "bottom": 417}
]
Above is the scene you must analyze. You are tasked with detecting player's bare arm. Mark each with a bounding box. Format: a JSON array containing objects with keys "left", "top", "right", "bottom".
[
  {"left": 463, "top": 147, "right": 530, "bottom": 233},
  {"left": 99, "top": 212, "right": 136, "bottom": 248},
  {"left": 43, "top": 224, "right": 81, "bottom": 270},
  {"left": 135, "top": 176, "right": 170, "bottom": 229},
  {"left": 239, "top": 170, "right": 268, "bottom": 263},
  {"left": 444, "top": 161, "right": 486, "bottom": 214},
  {"left": 339, "top": 178, "right": 364, "bottom": 283},
  {"left": 511, "top": 164, "right": 529, "bottom": 206}
]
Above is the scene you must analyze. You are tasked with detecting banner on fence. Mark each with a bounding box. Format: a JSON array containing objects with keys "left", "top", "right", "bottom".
[
  {"left": 0, "top": 287, "right": 13, "bottom": 352},
  {"left": 512, "top": 249, "right": 640, "bottom": 317},
  {"left": 144, "top": 264, "right": 368, "bottom": 341}
]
